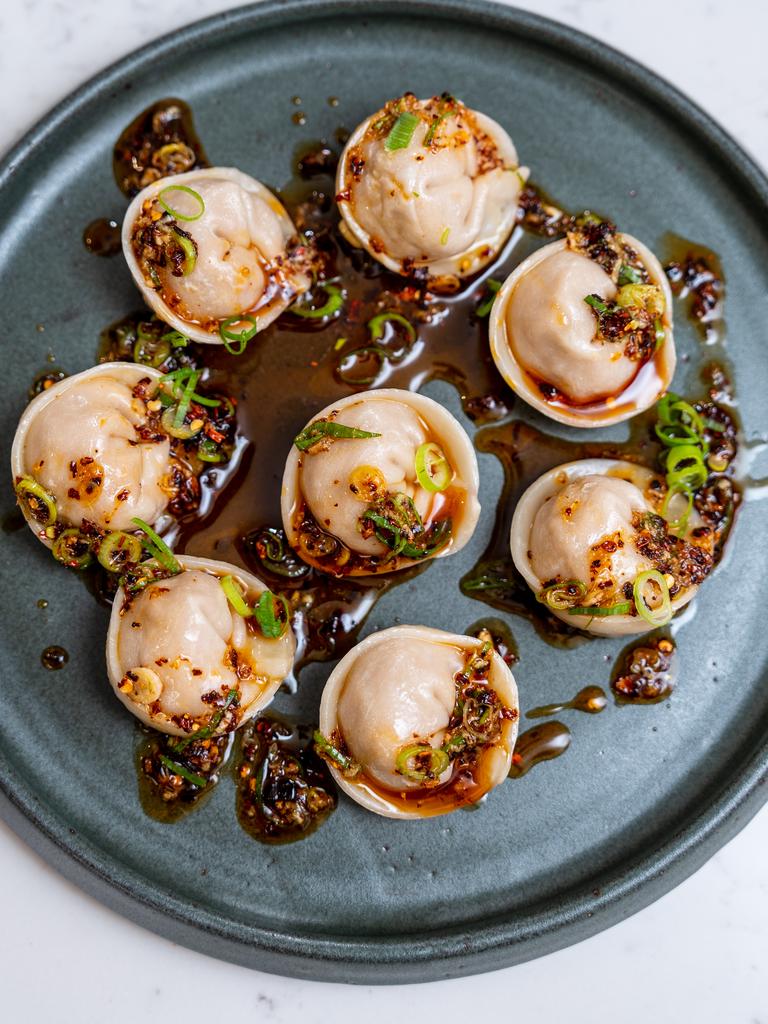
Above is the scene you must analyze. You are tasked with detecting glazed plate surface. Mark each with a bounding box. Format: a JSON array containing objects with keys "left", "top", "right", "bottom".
[{"left": 0, "top": 0, "right": 767, "bottom": 983}]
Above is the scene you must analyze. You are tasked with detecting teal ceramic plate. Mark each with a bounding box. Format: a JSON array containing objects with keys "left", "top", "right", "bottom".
[{"left": 1, "top": 0, "right": 766, "bottom": 984}]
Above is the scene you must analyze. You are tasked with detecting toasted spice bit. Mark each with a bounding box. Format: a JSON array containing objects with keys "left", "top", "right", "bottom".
[{"left": 612, "top": 636, "right": 676, "bottom": 703}]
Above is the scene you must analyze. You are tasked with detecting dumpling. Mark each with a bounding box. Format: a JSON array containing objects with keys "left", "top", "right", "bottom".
[
  {"left": 489, "top": 219, "right": 675, "bottom": 426},
  {"left": 106, "top": 555, "right": 295, "bottom": 735},
  {"left": 316, "top": 625, "right": 519, "bottom": 819},
  {"left": 122, "top": 167, "right": 312, "bottom": 346},
  {"left": 11, "top": 363, "right": 172, "bottom": 546},
  {"left": 336, "top": 93, "right": 527, "bottom": 288},
  {"left": 510, "top": 459, "right": 715, "bottom": 636},
  {"left": 281, "top": 388, "right": 480, "bottom": 575}
]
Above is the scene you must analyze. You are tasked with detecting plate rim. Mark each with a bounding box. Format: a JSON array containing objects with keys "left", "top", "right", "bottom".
[{"left": 1, "top": 0, "right": 767, "bottom": 984}]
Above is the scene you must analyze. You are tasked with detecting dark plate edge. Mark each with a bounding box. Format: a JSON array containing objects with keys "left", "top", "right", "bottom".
[{"left": 0, "top": 0, "right": 766, "bottom": 984}]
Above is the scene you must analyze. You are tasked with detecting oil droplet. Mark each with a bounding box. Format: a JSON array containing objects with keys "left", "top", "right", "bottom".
[
  {"left": 36, "top": 323, "right": 45, "bottom": 333},
  {"left": 292, "top": 95, "right": 303, "bottom": 106},
  {"left": 508, "top": 722, "right": 571, "bottom": 778},
  {"left": 292, "top": 111, "right": 307, "bottom": 126},
  {"left": 41, "top": 646, "right": 68, "bottom": 670},
  {"left": 526, "top": 685, "right": 607, "bottom": 719},
  {"left": 37, "top": 599, "right": 49, "bottom": 609},
  {"left": 83, "top": 217, "right": 121, "bottom": 257},
  {"left": 327, "top": 96, "right": 339, "bottom": 107}
]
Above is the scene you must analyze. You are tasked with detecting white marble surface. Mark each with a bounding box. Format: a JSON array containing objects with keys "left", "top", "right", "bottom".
[{"left": 1, "top": 0, "right": 766, "bottom": 1019}]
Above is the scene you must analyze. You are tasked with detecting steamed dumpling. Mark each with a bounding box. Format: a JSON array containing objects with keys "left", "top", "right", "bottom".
[
  {"left": 508, "top": 250, "right": 637, "bottom": 402},
  {"left": 300, "top": 399, "right": 430, "bottom": 556},
  {"left": 122, "top": 167, "right": 311, "bottom": 344},
  {"left": 337, "top": 93, "right": 526, "bottom": 282},
  {"left": 13, "top": 364, "right": 171, "bottom": 538},
  {"left": 337, "top": 634, "right": 462, "bottom": 790},
  {"left": 530, "top": 474, "right": 652, "bottom": 600},
  {"left": 108, "top": 557, "right": 295, "bottom": 734}
]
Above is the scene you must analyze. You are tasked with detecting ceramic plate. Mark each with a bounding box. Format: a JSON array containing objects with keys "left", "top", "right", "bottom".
[{"left": 1, "top": 0, "right": 766, "bottom": 984}]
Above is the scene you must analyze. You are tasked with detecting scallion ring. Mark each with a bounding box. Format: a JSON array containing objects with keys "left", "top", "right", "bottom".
[
  {"left": 171, "top": 229, "right": 197, "bottom": 276},
  {"left": 219, "top": 314, "right": 259, "bottom": 355},
  {"left": 133, "top": 334, "right": 171, "bottom": 368},
  {"left": 52, "top": 529, "right": 92, "bottom": 569},
  {"left": 15, "top": 476, "right": 57, "bottom": 526},
  {"left": 415, "top": 442, "right": 452, "bottom": 493},
  {"left": 661, "top": 485, "right": 694, "bottom": 536},
  {"left": 633, "top": 569, "right": 672, "bottom": 627},
  {"left": 130, "top": 517, "right": 180, "bottom": 574},
  {"left": 312, "top": 730, "right": 358, "bottom": 774},
  {"left": 367, "top": 311, "right": 417, "bottom": 348},
  {"left": 664, "top": 445, "right": 708, "bottom": 491},
  {"left": 98, "top": 531, "right": 143, "bottom": 572},
  {"left": 538, "top": 579, "right": 588, "bottom": 611},
  {"left": 220, "top": 575, "right": 253, "bottom": 617},
  {"left": 255, "top": 589, "right": 290, "bottom": 639},
  {"left": 291, "top": 282, "right": 343, "bottom": 319},
  {"left": 197, "top": 438, "right": 224, "bottom": 463},
  {"left": 384, "top": 111, "right": 419, "bottom": 151},
  {"left": 395, "top": 743, "right": 450, "bottom": 783},
  {"left": 156, "top": 184, "right": 205, "bottom": 222},
  {"left": 161, "top": 405, "right": 201, "bottom": 440}
]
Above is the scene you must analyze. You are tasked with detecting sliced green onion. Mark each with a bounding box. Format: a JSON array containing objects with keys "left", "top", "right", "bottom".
[
  {"left": 423, "top": 100, "right": 454, "bottom": 147},
  {"left": 476, "top": 279, "right": 501, "bottom": 318},
  {"left": 197, "top": 437, "right": 225, "bottom": 463},
  {"left": 395, "top": 743, "right": 450, "bottom": 783},
  {"left": 161, "top": 405, "right": 202, "bottom": 440},
  {"left": 664, "top": 445, "right": 708, "bottom": 491},
  {"left": 15, "top": 476, "right": 57, "bottom": 526},
  {"left": 439, "top": 226, "right": 450, "bottom": 246},
  {"left": 384, "top": 111, "right": 419, "bottom": 151},
  {"left": 173, "top": 368, "right": 200, "bottom": 428},
  {"left": 654, "top": 420, "right": 700, "bottom": 447},
  {"left": 367, "top": 311, "right": 417, "bottom": 347},
  {"left": 568, "top": 602, "right": 632, "bottom": 617},
  {"left": 157, "top": 184, "right": 205, "bottom": 222},
  {"left": 52, "top": 529, "right": 92, "bottom": 569},
  {"left": 584, "top": 294, "right": 609, "bottom": 314},
  {"left": 133, "top": 333, "right": 171, "bottom": 367},
  {"left": 255, "top": 589, "right": 290, "bottom": 639},
  {"left": 161, "top": 329, "right": 189, "bottom": 348},
  {"left": 219, "top": 314, "right": 259, "bottom": 355},
  {"left": 294, "top": 419, "right": 381, "bottom": 452},
  {"left": 291, "top": 282, "right": 343, "bottom": 319},
  {"left": 130, "top": 517, "right": 180, "bottom": 574},
  {"left": 170, "top": 689, "right": 240, "bottom": 754},
  {"left": 661, "top": 485, "right": 694, "bottom": 536},
  {"left": 157, "top": 755, "right": 208, "bottom": 788},
  {"left": 98, "top": 531, "right": 143, "bottom": 572},
  {"left": 312, "top": 730, "right": 358, "bottom": 774},
  {"left": 539, "top": 579, "right": 588, "bottom": 611},
  {"left": 415, "top": 442, "right": 452, "bottom": 492},
  {"left": 633, "top": 569, "right": 672, "bottom": 627},
  {"left": 172, "top": 229, "right": 197, "bottom": 275},
  {"left": 618, "top": 263, "right": 643, "bottom": 285},
  {"left": 220, "top": 574, "right": 253, "bottom": 617}
]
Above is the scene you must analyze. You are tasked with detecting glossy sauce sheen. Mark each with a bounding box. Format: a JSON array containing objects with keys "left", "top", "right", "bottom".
[{"left": 79, "top": 101, "right": 737, "bottom": 835}]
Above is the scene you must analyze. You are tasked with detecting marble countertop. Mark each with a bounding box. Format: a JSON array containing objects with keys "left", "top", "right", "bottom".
[{"left": 1, "top": 1, "right": 766, "bottom": 1020}]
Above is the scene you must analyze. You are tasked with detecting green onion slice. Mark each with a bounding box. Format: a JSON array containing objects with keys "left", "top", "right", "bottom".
[
  {"left": 220, "top": 575, "right": 253, "bottom": 617},
  {"left": 157, "top": 755, "right": 208, "bottom": 788},
  {"left": 415, "top": 442, "right": 452, "bottom": 493},
  {"left": 98, "top": 531, "right": 143, "bottom": 572},
  {"left": 161, "top": 405, "right": 201, "bottom": 440},
  {"left": 584, "top": 294, "right": 609, "bottom": 314},
  {"left": 476, "top": 279, "right": 502, "bottom": 318},
  {"left": 130, "top": 517, "right": 181, "bottom": 574},
  {"left": 313, "top": 730, "right": 358, "bottom": 775},
  {"left": 291, "top": 282, "right": 343, "bottom": 319},
  {"left": 52, "top": 529, "right": 92, "bottom": 569},
  {"left": 395, "top": 743, "right": 450, "bottom": 783},
  {"left": 157, "top": 184, "right": 205, "bottom": 222},
  {"left": 661, "top": 485, "right": 694, "bottom": 536},
  {"left": 198, "top": 437, "right": 225, "bottom": 463},
  {"left": 219, "top": 314, "right": 259, "bottom": 354},
  {"left": 255, "top": 589, "right": 290, "bottom": 639},
  {"left": 172, "top": 229, "right": 197, "bottom": 276},
  {"left": 664, "top": 445, "right": 708, "bottom": 491},
  {"left": 633, "top": 569, "right": 672, "bottom": 627},
  {"left": 134, "top": 334, "right": 171, "bottom": 367},
  {"left": 367, "top": 311, "right": 417, "bottom": 347},
  {"left": 654, "top": 317, "right": 665, "bottom": 350},
  {"left": 539, "top": 579, "right": 588, "bottom": 611},
  {"left": 618, "top": 263, "right": 643, "bottom": 285},
  {"left": 384, "top": 112, "right": 419, "bottom": 151},
  {"left": 568, "top": 602, "right": 632, "bottom": 617},
  {"left": 15, "top": 476, "right": 57, "bottom": 526},
  {"left": 294, "top": 419, "right": 381, "bottom": 452}
]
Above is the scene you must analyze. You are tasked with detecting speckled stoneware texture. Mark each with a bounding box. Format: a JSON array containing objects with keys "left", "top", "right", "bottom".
[{"left": 0, "top": 0, "right": 766, "bottom": 985}]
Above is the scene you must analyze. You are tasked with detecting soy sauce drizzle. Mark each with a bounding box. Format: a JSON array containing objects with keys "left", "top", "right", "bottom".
[
  {"left": 83, "top": 218, "right": 121, "bottom": 257},
  {"left": 137, "top": 728, "right": 233, "bottom": 823},
  {"left": 663, "top": 233, "right": 725, "bottom": 345},
  {"left": 508, "top": 722, "right": 572, "bottom": 778},
  {"left": 526, "top": 686, "right": 607, "bottom": 719}
]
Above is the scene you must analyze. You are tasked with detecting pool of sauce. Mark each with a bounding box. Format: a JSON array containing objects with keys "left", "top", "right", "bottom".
[
  {"left": 83, "top": 218, "right": 121, "bottom": 257},
  {"left": 612, "top": 636, "right": 676, "bottom": 704},
  {"left": 526, "top": 685, "right": 608, "bottom": 719},
  {"left": 137, "top": 729, "right": 233, "bottom": 823},
  {"left": 40, "top": 645, "right": 68, "bottom": 670},
  {"left": 508, "top": 722, "right": 572, "bottom": 778}
]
